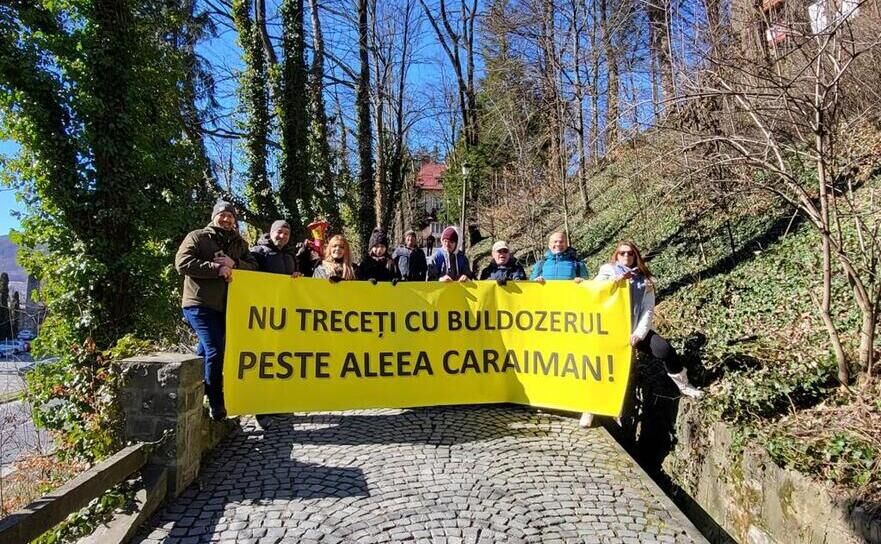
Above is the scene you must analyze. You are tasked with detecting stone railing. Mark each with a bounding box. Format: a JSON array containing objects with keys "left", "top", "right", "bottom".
[
  {"left": 0, "top": 353, "right": 229, "bottom": 543},
  {"left": 119, "top": 353, "right": 232, "bottom": 497}
]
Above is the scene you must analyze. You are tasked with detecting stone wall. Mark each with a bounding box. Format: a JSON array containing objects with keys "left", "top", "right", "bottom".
[
  {"left": 663, "top": 402, "right": 880, "bottom": 544},
  {"left": 119, "top": 353, "right": 232, "bottom": 497}
]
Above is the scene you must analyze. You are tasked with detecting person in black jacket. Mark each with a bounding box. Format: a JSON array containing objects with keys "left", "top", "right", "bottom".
[
  {"left": 359, "top": 229, "right": 398, "bottom": 282},
  {"left": 248, "top": 220, "right": 300, "bottom": 430},
  {"left": 250, "top": 220, "right": 300, "bottom": 277},
  {"left": 479, "top": 240, "right": 527, "bottom": 284},
  {"left": 392, "top": 230, "right": 427, "bottom": 281}
]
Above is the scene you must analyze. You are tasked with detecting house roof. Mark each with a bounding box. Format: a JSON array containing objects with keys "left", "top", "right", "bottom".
[{"left": 415, "top": 162, "right": 446, "bottom": 190}]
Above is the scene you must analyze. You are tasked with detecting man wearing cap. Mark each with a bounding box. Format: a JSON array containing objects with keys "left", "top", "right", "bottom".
[
  {"left": 428, "top": 226, "right": 472, "bottom": 282},
  {"left": 392, "top": 230, "right": 428, "bottom": 281},
  {"left": 175, "top": 200, "right": 258, "bottom": 420},
  {"left": 250, "top": 220, "right": 300, "bottom": 277},
  {"left": 479, "top": 241, "right": 527, "bottom": 284}
]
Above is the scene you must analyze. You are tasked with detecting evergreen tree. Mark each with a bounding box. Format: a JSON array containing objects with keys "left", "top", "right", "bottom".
[
  {"left": 9, "top": 291, "right": 20, "bottom": 338},
  {"left": 0, "top": 273, "right": 10, "bottom": 340}
]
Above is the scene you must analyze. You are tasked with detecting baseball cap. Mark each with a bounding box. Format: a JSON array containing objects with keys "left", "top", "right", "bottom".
[{"left": 491, "top": 241, "right": 509, "bottom": 252}]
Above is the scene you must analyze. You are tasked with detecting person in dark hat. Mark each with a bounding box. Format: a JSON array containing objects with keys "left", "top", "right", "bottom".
[
  {"left": 175, "top": 200, "right": 258, "bottom": 421},
  {"left": 359, "top": 228, "right": 398, "bottom": 282},
  {"left": 250, "top": 220, "right": 300, "bottom": 277},
  {"left": 428, "top": 226, "right": 472, "bottom": 282},
  {"left": 249, "top": 219, "right": 299, "bottom": 430},
  {"left": 392, "top": 229, "right": 427, "bottom": 281}
]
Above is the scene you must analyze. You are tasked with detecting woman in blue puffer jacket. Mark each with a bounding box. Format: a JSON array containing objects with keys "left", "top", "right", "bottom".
[{"left": 530, "top": 231, "right": 589, "bottom": 282}]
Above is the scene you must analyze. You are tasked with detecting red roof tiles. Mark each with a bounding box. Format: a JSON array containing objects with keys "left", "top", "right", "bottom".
[{"left": 415, "top": 162, "right": 446, "bottom": 190}]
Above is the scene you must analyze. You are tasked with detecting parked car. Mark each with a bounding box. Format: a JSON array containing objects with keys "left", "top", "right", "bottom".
[{"left": 17, "top": 330, "right": 35, "bottom": 341}]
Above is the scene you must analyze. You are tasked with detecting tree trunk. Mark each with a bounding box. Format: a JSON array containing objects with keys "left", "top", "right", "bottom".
[
  {"left": 233, "top": 0, "right": 278, "bottom": 226},
  {"left": 357, "top": 0, "right": 376, "bottom": 254},
  {"left": 308, "top": 0, "right": 342, "bottom": 233},
  {"left": 601, "top": 0, "right": 619, "bottom": 146},
  {"left": 588, "top": 0, "right": 601, "bottom": 162},
  {"left": 279, "top": 0, "right": 310, "bottom": 228},
  {"left": 646, "top": 0, "right": 675, "bottom": 110},
  {"left": 817, "top": 137, "right": 849, "bottom": 383},
  {"left": 571, "top": 0, "right": 590, "bottom": 212}
]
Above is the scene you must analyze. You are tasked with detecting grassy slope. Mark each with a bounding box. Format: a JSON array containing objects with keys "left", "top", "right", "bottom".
[{"left": 468, "top": 133, "right": 879, "bottom": 502}]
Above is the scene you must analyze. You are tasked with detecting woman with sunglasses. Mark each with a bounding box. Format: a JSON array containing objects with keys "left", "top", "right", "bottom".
[{"left": 580, "top": 240, "right": 702, "bottom": 428}]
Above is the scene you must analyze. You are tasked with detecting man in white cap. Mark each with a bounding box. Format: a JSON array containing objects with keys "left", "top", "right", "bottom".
[{"left": 479, "top": 241, "right": 526, "bottom": 284}]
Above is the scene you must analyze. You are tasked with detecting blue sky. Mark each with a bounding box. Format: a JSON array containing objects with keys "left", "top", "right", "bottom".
[
  {"left": 0, "top": 140, "right": 22, "bottom": 236},
  {"left": 0, "top": 0, "right": 452, "bottom": 236}
]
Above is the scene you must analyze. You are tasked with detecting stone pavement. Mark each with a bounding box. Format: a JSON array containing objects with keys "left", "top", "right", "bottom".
[{"left": 135, "top": 405, "right": 707, "bottom": 543}]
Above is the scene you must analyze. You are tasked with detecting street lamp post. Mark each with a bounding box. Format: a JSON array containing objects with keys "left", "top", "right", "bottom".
[{"left": 460, "top": 163, "right": 469, "bottom": 251}]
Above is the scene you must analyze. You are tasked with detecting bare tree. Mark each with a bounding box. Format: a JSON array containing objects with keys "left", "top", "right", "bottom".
[
  {"left": 418, "top": 0, "right": 480, "bottom": 148},
  {"left": 682, "top": 7, "right": 881, "bottom": 383}
]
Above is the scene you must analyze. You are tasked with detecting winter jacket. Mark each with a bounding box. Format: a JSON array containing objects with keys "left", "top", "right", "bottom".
[
  {"left": 428, "top": 249, "right": 473, "bottom": 280},
  {"left": 295, "top": 243, "right": 322, "bottom": 278},
  {"left": 250, "top": 234, "right": 298, "bottom": 275},
  {"left": 175, "top": 224, "right": 258, "bottom": 312},
  {"left": 392, "top": 245, "right": 428, "bottom": 281},
  {"left": 479, "top": 257, "right": 527, "bottom": 281},
  {"left": 359, "top": 255, "right": 399, "bottom": 282},
  {"left": 529, "top": 248, "right": 589, "bottom": 281},
  {"left": 313, "top": 261, "right": 359, "bottom": 280},
  {"left": 595, "top": 263, "right": 655, "bottom": 340}
]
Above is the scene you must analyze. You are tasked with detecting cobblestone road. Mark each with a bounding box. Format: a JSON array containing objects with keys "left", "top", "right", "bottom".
[{"left": 136, "top": 405, "right": 706, "bottom": 543}]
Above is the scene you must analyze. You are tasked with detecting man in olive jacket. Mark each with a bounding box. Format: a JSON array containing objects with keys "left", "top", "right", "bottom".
[{"left": 175, "top": 201, "right": 257, "bottom": 420}]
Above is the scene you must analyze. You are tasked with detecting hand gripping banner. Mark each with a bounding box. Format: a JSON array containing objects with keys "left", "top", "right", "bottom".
[{"left": 223, "top": 271, "right": 632, "bottom": 416}]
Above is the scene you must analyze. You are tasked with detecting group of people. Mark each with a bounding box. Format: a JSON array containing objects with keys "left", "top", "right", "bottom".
[{"left": 175, "top": 200, "right": 701, "bottom": 427}]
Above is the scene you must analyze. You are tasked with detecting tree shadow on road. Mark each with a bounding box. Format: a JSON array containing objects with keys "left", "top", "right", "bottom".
[
  {"left": 134, "top": 405, "right": 546, "bottom": 542},
  {"left": 133, "top": 421, "right": 370, "bottom": 542},
  {"left": 272, "top": 404, "right": 548, "bottom": 447}
]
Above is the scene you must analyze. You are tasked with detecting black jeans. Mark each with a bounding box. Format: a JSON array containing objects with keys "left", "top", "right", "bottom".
[{"left": 634, "top": 330, "right": 683, "bottom": 374}]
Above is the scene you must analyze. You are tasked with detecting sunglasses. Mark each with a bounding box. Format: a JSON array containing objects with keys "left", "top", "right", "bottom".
[{"left": 618, "top": 250, "right": 634, "bottom": 256}]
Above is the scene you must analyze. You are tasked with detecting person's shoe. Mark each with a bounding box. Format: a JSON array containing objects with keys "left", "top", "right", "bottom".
[
  {"left": 579, "top": 412, "right": 594, "bottom": 428},
  {"left": 255, "top": 415, "right": 272, "bottom": 430},
  {"left": 208, "top": 405, "right": 227, "bottom": 421},
  {"left": 667, "top": 370, "right": 703, "bottom": 398}
]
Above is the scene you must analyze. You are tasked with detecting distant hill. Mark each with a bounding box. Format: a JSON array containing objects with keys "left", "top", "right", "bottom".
[{"left": 0, "top": 235, "right": 27, "bottom": 295}]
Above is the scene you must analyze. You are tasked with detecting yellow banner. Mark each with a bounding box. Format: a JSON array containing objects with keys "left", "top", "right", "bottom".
[{"left": 223, "top": 270, "right": 632, "bottom": 416}]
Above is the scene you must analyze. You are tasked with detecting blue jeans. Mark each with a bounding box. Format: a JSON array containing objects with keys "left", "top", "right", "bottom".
[{"left": 182, "top": 306, "right": 225, "bottom": 412}]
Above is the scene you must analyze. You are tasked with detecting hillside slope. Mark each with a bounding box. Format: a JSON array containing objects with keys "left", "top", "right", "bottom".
[{"left": 467, "top": 132, "right": 880, "bottom": 506}]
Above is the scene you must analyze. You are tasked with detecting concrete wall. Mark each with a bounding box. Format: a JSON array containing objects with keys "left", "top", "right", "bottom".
[{"left": 664, "top": 402, "right": 880, "bottom": 544}]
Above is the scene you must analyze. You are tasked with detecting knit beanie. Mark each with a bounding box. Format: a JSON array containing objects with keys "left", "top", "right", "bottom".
[
  {"left": 212, "top": 200, "right": 237, "bottom": 220},
  {"left": 369, "top": 228, "right": 389, "bottom": 248},
  {"left": 441, "top": 226, "right": 458, "bottom": 243},
  {"left": 271, "top": 220, "right": 291, "bottom": 233}
]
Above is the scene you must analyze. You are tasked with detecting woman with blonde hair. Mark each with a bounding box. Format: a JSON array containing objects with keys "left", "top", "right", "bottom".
[
  {"left": 312, "top": 234, "right": 358, "bottom": 282},
  {"left": 580, "top": 240, "right": 701, "bottom": 428}
]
